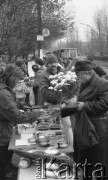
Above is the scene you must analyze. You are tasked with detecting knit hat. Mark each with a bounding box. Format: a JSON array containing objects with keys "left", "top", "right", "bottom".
[
  {"left": 37, "top": 58, "right": 44, "bottom": 66},
  {"left": 75, "top": 60, "right": 93, "bottom": 72},
  {"left": 32, "top": 64, "right": 39, "bottom": 72},
  {"left": 46, "top": 54, "right": 58, "bottom": 65},
  {"left": 16, "top": 59, "right": 23, "bottom": 67}
]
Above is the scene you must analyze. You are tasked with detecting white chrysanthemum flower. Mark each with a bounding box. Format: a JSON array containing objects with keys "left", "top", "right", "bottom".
[
  {"left": 51, "top": 80, "right": 58, "bottom": 85},
  {"left": 59, "top": 89, "right": 63, "bottom": 92},
  {"left": 58, "top": 72, "right": 64, "bottom": 75},
  {"left": 49, "top": 74, "right": 58, "bottom": 79},
  {"left": 64, "top": 83, "right": 70, "bottom": 85},
  {"left": 49, "top": 75, "right": 54, "bottom": 79},
  {"left": 48, "top": 71, "right": 78, "bottom": 98},
  {"left": 72, "top": 79, "right": 76, "bottom": 82},
  {"left": 48, "top": 86, "right": 54, "bottom": 90},
  {"left": 58, "top": 82, "right": 64, "bottom": 86},
  {"left": 61, "top": 79, "right": 66, "bottom": 84}
]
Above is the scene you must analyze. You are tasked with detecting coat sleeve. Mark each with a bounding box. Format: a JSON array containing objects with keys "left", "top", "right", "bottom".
[
  {"left": 0, "top": 91, "right": 37, "bottom": 123},
  {"left": 61, "top": 107, "right": 78, "bottom": 117},
  {"left": 84, "top": 83, "right": 108, "bottom": 115},
  {"left": 39, "top": 75, "right": 59, "bottom": 104}
]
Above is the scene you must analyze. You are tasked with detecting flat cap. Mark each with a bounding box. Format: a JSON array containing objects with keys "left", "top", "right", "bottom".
[{"left": 75, "top": 60, "right": 93, "bottom": 72}]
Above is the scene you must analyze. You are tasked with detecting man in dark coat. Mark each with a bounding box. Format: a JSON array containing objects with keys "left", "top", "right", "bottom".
[
  {"left": 39, "top": 54, "right": 74, "bottom": 147},
  {"left": 39, "top": 54, "right": 59, "bottom": 105},
  {"left": 60, "top": 60, "right": 108, "bottom": 178}
]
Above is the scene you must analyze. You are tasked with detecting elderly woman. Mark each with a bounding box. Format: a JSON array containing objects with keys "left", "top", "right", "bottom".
[{"left": 0, "top": 64, "right": 42, "bottom": 180}]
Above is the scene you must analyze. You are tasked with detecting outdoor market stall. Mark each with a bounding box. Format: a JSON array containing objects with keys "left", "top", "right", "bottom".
[{"left": 8, "top": 106, "right": 75, "bottom": 179}]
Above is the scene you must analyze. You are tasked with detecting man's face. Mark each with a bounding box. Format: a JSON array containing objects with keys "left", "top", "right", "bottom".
[
  {"left": 76, "top": 71, "right": 88, "bottom": 84},
  {"left": 47, "top": 62, "right": 58, "bottom": 74}
]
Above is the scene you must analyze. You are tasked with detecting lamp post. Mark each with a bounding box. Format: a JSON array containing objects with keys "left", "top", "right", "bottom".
[
  {"left": 80, "top": 23, "right": 94, "bottom": 56},
  {"left": 37, "top": 0, "right": 42, "bottom": 58},
  {"left": 67, "top": 26, "right": 79, "bottom": 54},
  {"left": 74, "top": 29, "right": 79, "bottom": 55}
]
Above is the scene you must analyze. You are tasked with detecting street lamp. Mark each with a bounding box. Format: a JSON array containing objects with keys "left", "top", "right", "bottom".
[
  {"left": 67, "top": 27, "right": 79, "bottom": 54},
  {"left": 73, "top": 29, "right": 79, "bottom": 54},
  {"left": 37, "top": 0, "right": 42, "bottom": 58},
  {"left": 80, "top": 23, "right": 94, "bottom": 56}
]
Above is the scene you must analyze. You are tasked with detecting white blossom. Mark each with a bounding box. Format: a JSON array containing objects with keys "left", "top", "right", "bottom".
[
  {"left": 51, "top": 80, "right": 58, "bottom": 85},
  {"left": 48, "top": 86, "right": 54, "bottom": 90},
  {"left": 59, "top": 89, "right": 63, "bottom": 92},
  {"left": 49, "top": 71, "right": 78, "bottom": 95}
]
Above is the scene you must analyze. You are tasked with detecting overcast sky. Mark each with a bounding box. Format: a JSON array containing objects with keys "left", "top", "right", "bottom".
[
  {"left": 65, "top": 0, "right": 108, "bottom": 40},
  {"left": 73, "top": 0, "right": 105, "bottom": 25}
]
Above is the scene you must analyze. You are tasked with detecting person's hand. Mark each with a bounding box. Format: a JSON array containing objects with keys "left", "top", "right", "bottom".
[
  {"left": 32, "top": 109, "right": 45, "bottom": 118},
  {"left": 76, "top": 102, "right": 85, "bottom": 111},
  {"left": 64, "top": 96, "right": 78, "bottom": 108},
  {"left": 61, "top": 96, "right": 67, "bottom": 104},
  {"left": 49, "top": 108, "right": 61, "bottom": 117},
  {"left": 25, "top": 81, "right": 32, "bottom": 87},
  {"left": 26, "top": 80, "right": 34, "bottom": 87}
]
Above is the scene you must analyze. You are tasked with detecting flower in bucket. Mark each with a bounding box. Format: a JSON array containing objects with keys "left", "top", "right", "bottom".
[{"left": 48, "top": 71, "right": 80, "bottom": 106}]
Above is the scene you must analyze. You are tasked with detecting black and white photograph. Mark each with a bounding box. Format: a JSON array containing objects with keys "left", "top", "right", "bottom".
[{"left": 0, "top": 0, "right": 108, "bottom": 179}]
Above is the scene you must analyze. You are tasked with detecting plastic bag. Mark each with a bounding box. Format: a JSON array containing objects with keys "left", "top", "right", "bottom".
[
  {"left": 29, "top": 87, "right": 35, "bottom": 105},
  {"left": 74, "top": 110, "right": 100, "bottom": 150}
]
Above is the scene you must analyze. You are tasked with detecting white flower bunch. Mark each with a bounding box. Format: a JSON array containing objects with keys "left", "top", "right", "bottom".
[{"left": 48, "top": 71, "right": 77, "bottom": 92}]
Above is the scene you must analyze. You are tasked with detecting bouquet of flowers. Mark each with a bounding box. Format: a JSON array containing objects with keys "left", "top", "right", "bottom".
[{"left": 48, "top": 71, "right": 80, "bottom": 106}]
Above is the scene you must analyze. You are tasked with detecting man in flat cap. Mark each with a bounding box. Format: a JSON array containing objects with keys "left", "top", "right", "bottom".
[{"left": 58, "top": 60, "right": 108, "bottom": 177}]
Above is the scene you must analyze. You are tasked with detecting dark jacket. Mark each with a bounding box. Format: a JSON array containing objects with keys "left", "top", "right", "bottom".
[
  {"left": 61, "top": 73, "right": 108, "bottom": 137},
  {"left": 0, "top": 84, "right": 35, "bottom": 146},
  {"left": 61, "top": 73, "right": 108, "bottom": 175},
  {"left": 39, "top": 69, "right": 59, "bottom": 104},
  {"left": 33, "top": 68, "right": 45, "bottom": 106}
]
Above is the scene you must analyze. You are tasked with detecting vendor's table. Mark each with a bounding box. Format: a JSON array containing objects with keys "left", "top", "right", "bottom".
[
  {"left": 9, "top": 128, "right": 74, "bottom": 166},
  {"left": 9, "top": 128, "right": 82, "bottom": 180}
]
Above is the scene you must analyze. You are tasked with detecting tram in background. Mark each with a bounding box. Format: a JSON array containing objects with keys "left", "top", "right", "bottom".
[{"left": 46, "top": 48, "right": 78, "bottom": 59}]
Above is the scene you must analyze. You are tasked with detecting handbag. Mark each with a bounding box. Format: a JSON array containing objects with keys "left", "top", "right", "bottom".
[{"left": 74, "top": 110, "right": 100, "bottom": 150}]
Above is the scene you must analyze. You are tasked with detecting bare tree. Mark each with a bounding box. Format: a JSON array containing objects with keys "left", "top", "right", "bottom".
[{"left": 93, "top": 5, "right": 108, "bottom": 55}]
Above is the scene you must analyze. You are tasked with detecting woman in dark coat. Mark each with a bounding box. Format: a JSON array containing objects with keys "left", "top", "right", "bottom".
[{"left": 0, "top": 64, "right": 42, "bottom": 180}]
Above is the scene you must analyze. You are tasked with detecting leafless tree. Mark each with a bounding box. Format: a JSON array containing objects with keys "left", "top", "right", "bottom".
[{"left": 93, "top": 5, "right": 108, "bottom": 55}]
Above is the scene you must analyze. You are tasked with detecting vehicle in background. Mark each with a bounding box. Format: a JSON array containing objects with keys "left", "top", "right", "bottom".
[{"left": 46, "top": 48, "right": 78, "bottom": 59}]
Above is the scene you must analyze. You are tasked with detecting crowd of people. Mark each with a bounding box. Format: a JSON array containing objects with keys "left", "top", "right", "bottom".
[{"left": 0, "top": 53, "right": 108, "bottom": 179}]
